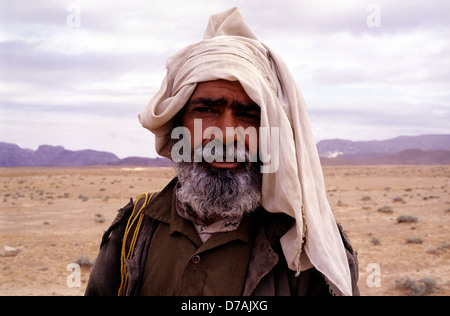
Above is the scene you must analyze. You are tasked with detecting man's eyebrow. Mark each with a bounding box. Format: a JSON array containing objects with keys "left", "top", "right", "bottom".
[
  {"left": 188, "top": 97, "right": 227, "bottom": 106},
  {"left": 189, "top": 97, "right": 260, "bottom": 110},
  {"left": 234, "top": 101, "right": 260, "bottom": 111}
]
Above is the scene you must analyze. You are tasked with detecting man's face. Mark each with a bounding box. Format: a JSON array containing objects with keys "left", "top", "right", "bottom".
[
  {"left": 175, "top": 80, "right": 263, "bottom": 223},
  {"left": 182, "top": 79, "right": 260, "bottom": 169}
]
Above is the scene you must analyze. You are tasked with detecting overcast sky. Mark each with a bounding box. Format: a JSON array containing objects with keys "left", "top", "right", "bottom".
[{"left": 1, "top": 0, "right": 449, "bottom": 158}]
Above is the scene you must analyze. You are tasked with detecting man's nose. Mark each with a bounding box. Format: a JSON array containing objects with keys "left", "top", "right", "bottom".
[{"left": 215, "top": 109, "right": 239, "bottom": 145}]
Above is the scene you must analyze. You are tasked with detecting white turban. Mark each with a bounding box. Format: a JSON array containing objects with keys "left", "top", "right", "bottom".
[{"left": 139, "top": 7, "right": 352, "bottom": 296}]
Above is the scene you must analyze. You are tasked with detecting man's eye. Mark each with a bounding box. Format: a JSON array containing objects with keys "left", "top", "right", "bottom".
[
  {"left": 236, "top": 112, "right": 260, "bottom": 120},
  {"left": 191, "top": 106, "right": 217, "bottom": 117},
  {"left": 193, "top": 107, "right": 213, "bottom": 113}
]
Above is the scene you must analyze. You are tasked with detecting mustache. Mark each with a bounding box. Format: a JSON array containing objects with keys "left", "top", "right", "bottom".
[{"left": 193, "top": 141, "right": 254, "bottom": 163}]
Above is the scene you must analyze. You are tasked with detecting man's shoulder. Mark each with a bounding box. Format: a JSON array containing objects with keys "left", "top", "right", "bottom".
[{"left": 252, "top": 207, "right": 295, "bottom": 246}]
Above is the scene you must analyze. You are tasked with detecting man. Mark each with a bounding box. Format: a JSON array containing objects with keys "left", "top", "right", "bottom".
[{"left": 85, "top": 8, "right": 359, "bottom": 296}]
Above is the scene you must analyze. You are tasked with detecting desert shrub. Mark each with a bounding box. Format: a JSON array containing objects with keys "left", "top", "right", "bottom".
[
  {"left": 94, "top": 213, "right": 106, "bottom": 223},
  {"left": 423, "top": 195, "right": 439, "bottom": 200},
  {"left": 405, "top": 237, "right": 423, "bottom": 244},
  {"left": 396, "top": 215, "right": 418, "bottom": 223},
  {"left": 395, "top": 276, "right": 437, "bottom": 296},
  {"left": 75, "top": 255, "right": 95, "bottom": 267},
  {"left": 427, "top": 242, "right": 450, "bottom": 255},
  {"left": 78, "top": 194, "right": 89, "bottom": 202},
  {"left": 336, "top": 200, "right": 348, "bottom": 207},
  {"left": 393, "top": 196, "right": 406, "bottom": 203},
  {"left": 371, "top": 237, "right": 380, "bottom": 245},
  {"left": 377, "top": 206, "right": 393, "bottom": 213}
]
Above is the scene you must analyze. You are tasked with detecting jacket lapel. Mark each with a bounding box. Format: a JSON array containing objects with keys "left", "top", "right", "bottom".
[
  {"left": 243, "top": 210, "right": 295, "bottom": 296},
  {"left": 243, "top": 224, "right": 279, "bottom": 296}
]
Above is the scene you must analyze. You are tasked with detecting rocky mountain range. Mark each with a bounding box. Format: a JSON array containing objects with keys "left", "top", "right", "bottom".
[
  {"left": 1, "top": 134, "right": 449, "bottom": 167},
  {"left": 317, "top": 134, "right": 450, "bottom": 165},
  {"left": 0, "top": 142, "right": 172, "bottom": 167}
]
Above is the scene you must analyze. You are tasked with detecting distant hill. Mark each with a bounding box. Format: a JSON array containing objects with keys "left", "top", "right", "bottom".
[
  {"left": 0, "top": 142, "right": 173, "bottom": 167},
  {"left": 317, "top": 134, "right": 450, "bottom": 157},
  {"left": 320, "top": 149, "right": 450, "bottom": 166},
  {"left": 317, "top": 134, "right": 450, "bottom": 166},
  {"left": 1, "top": 134, "right": 450, "bottom": 167}
]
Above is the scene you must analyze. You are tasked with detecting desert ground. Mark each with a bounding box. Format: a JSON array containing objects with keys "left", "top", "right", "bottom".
[{"left": 0, "top": 165, "right": 449, "bottom": 296}]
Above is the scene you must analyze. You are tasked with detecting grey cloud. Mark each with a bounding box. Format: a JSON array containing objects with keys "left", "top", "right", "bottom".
[
  {"left": 0, "top": 39, "right": 166, "bottom": 91},
  {"left": 377, "top": 0, "right": 450, "bottom": 31},
  {"left": 0, "top": 0, "right": 67, "bottom": 27},
  {"left": 309, "top": 104, "right": 450, "bottom": 142},
  {"left": 240, "top": 0, "right": 450, "bottom": 37},
  {"left": 311, "top": 61, "right": 450, "bottom": 87}
]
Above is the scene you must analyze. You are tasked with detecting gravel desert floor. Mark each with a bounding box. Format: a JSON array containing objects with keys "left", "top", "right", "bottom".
[{"left": 0, "top": 165, "right": 449, "bottom": 296}]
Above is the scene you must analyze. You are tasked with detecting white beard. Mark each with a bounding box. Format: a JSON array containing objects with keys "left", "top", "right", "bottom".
[{"left": 174, "top": 160, "right": 262, "bottom": 225}]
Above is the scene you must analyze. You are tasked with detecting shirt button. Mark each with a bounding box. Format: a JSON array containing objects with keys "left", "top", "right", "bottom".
[{"left": 192, "top": 255, "right": 201, "bottom": 264}]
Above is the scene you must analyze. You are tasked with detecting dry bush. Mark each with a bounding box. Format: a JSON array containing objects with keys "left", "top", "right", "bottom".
[
  {"left": 395, "top": 276, "right": 437, "bottom": 296},
  {"left": 396, "top": 215, "right": 418, "bottom": 223}
]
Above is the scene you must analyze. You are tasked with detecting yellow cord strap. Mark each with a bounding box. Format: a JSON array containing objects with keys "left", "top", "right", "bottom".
[{"left": 118, "top": 192, "right": 155, "bottom": 296}]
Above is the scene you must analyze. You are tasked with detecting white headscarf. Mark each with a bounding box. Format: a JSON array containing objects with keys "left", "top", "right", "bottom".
[{"left": 139, "top": 7, "right": 353, "bottom": 296}]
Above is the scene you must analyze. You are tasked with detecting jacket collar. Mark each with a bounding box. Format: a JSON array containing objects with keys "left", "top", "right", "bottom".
[{"left": 141, "top": 177, "right": 177, "bottom": 223}]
